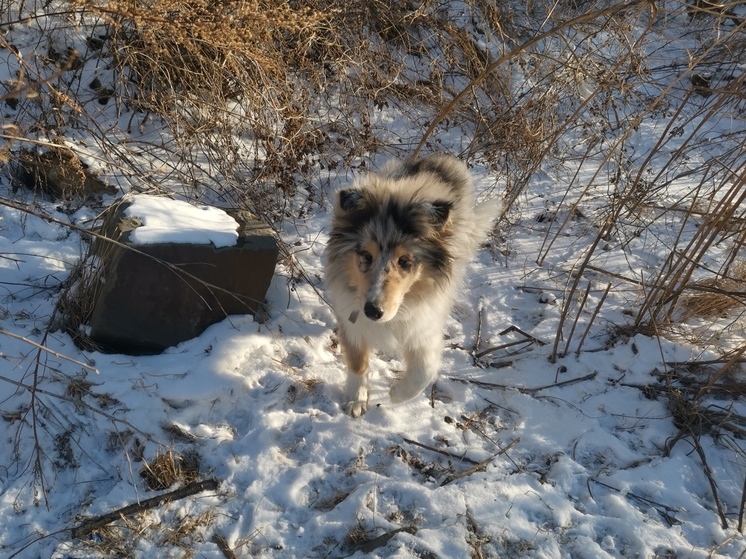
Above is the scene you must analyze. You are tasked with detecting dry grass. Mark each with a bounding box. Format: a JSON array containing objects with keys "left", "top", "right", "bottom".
[
  {"left": 140, "top": 448, "right": 201, "bottom": 491},
  {"left": 677, "top": 261, "right": 746, "bottom": 321}
]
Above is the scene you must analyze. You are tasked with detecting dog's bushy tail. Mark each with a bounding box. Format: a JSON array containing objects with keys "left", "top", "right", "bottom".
[{"left": 468, "top": 197, "right": 503, "bottom": 250}]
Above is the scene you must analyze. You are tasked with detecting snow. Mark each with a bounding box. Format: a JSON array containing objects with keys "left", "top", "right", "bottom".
[
  {"left": 123, "top": 195, "right": 239, "bottom": 248},
  {"left": 2, "top": 181, "right": 744, "bottom": 557},
  {"left": 0, "top": 4, "right": 745, "bottom": 559}
]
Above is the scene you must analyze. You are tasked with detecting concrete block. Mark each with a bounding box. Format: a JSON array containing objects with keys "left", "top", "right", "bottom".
[{"left": 88, "top": 200, "right": 278, "bottom": 354}]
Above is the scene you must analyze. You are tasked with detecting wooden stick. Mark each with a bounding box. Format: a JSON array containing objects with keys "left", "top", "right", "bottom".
[
  {"left": 450, "top": 371, "right": 597, "bottom": 394},
  {"left": 497, "top": 325, "right": 547, "bottom": 345},
  {"left": 575, "top": 282, "right": 611, "bottom": 355},
  {"left": 71, "top": 478, "right": 220, "bottom": 539},
  {"left": 440, "top": 438, "right": 520, "bottom": 486},
  {"left": 738, "top": 471, "right": 745, "bottom": 533},
  {"left": 474, "top": 305, "right": 484, "bottom": 354},
  {"left": 665, "top": 358, "right": 746, "bottom": 366},
  {"left": 475, "top": 325, "right": 547, "bottom": 360},
  {"left": 401, "top": 437, "right": 480, "bottom": 466},
  {"left": 0, "top": 327, "right": 98, "bottom": 373},
  {"left": 694, "top": 345, "right": 746, "bottom": 401},
  {"left": 561, "top": 281, "right": 591, "bottom": 357},
  {"left": 589, "top": 478, "right": 681, "bottom": 526},
  {"left": 212, "top": 533, "right": 238, "bottom": 559},
  {"left": 689, "top": 433, "right": 728, "bottom": 529},
  {"left": 475, "top": 338, "right": 535, "bottom": 359}
]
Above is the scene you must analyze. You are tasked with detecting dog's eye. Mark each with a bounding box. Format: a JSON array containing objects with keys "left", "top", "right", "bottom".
[
  {"left": 398, "top": 256, "right": 413, "bottom": 270},
  {"left": 357, "top": 251, "right": 373, "bottom": 265}
]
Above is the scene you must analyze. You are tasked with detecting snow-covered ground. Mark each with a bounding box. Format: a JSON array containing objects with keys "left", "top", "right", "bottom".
[{"left": 1, "top": 2, "right": 745, "bottom": 559}]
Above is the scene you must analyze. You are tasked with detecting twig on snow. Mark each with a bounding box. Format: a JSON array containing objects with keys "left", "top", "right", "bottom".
[
  {"left": 212, "top": 533, "right": 238, "bottom": 559},
  {"left": 694, "top": 346, "right": 746, "bottom": 401},
  {"left": 498, "top": 325, "right": 547, "bottom": 344},
  {"left": 440, "top": 438, "right": 520, "bottom": 487},
  {"left": 474, "top": 305, "right": 484, "bottom": 354},
  {"left": 689, "top": 434, "right": 729, "bottom": 529},
  {"left": 449, "top": 371, "right": 598, "bottom": 394},
  {"left": 0, "top": 327, "right": 99, "bottom": 373},
  {"left": 0, "top": 373, "right": 153, "bottom": 441},
  {"left": 589, "top": 478, "right": 682, "bottom": 526},
  {"left": 475, "top": 338, "right": 537, "bottom": 359},
  {"left": 71, "top": 478, "right": 220, "bottom": 539},
  {"left": 561, "top": 281, "right": 592, "bottom": 357},
  {"left": 738, "top": 473, "right": 745, "bottom": 533},
  {"left": 401, "top": 437, "right": 481, "bottom": 466},
  {"left": 474, "top": 325, "right": 546, "bottom": 360},
  {"left": 574, "top": 282, "right": 612, "bottom": 356}
]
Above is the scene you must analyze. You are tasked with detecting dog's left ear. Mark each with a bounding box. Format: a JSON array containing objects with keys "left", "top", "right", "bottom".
[
  {"left": 338, "top": 189, "right": 365, "bottom": 212},
  {"left": 422, "top": 200, "right": 452, "bottom": 229}
]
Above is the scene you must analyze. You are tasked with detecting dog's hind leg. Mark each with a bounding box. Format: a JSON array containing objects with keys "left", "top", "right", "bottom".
[
  {"left": 340, "top": 333, "right": 370, "bottom": 417},
  {"left": 390, "top": 344, "right": 440, "bottom": 404}
]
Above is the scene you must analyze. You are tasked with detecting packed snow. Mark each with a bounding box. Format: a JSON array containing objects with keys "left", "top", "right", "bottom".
[{"left": 123, "top": 196, "right": 239, "bottom": 248}]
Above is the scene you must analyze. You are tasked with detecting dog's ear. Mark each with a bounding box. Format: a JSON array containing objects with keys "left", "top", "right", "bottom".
[
  {"left": 338, "top": 189, "right": 365, "bottom": 213},
  {"left": 422, "top": 200, "right": 452, "bottom": 229}
]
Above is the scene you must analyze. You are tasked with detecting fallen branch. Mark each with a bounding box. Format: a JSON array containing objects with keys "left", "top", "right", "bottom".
[
  {"left": 589, "top": 478, "right": 681, "bottom": 526},
  {"left": 739, "top": 472, "right": 745, "bottom": 533},
  {"left": 401, "top": 437, "right": 481, "bottom": 466},
  {"left": 561, "top": 281, "right": 592, "bottom": 357},
  {"left": 0, "top": 373, "right": 152, "bottom": 441},
  {"left": 574, "top": 282, "right": 612, "bottom": 356},
  {"left": 694, "top": 346, "right": 746, "bottom": 401},
  {"left": 499, "top": 325, "right": 547, "bottom": 345},
  {"left": 474, "top": 305, "right": 484, "bottom": 354},
  {"left": 440, "top": 438, "right": 520, "bottom": 487},
  {"left": 71, "top": 478, "right": 220, "bottom": 539},
  {"left": 474, "top": 338, "right": 537, "bottom": 359},
  {"left": 212, "top": 533, "right": 238, "bottom": 559},
  {"left": 0, "top": 327, "right": 99, "bottom": 373},
  {"left": 450, "top": 372, "right": 598, "bottom": 394},
  {"left": 665, "top": 359, "right": 746, "bottom": 366},
  {"left": 472, "top": 324, "right": 546, "bottom": 362},
  {"left": 689, "top": 433, "right": 728, "bottom": 529}
]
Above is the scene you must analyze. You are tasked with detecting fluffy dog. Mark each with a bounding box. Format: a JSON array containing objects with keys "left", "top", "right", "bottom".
[{"left": 324, "top": 154, "right": 499, "bottom": 417}]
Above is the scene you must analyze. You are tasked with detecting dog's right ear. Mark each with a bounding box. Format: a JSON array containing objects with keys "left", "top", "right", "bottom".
[{"left": 338, "top": 189, "right": 365, "bottom": 212}]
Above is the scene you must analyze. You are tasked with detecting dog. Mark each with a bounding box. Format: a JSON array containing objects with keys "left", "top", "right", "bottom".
[{"left": 324, "top": 153, "right": 500, "bottom": 417}]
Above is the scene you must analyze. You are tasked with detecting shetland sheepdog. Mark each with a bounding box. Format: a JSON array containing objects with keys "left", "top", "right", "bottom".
[{"left": 324, "top": 154, "right": 500, "bottom": 417}]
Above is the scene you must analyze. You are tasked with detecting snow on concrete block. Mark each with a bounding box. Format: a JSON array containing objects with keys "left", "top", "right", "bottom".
[{"left": 88, "top": 196, "right": 278, "bottom": 354}]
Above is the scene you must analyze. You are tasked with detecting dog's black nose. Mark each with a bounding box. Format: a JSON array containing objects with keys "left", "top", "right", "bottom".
[{"left": 364, "top": 302, "right": 384, "bottom": 321}]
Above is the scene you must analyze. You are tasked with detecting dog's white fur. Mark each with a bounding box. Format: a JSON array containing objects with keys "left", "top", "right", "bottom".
[{"left": 324, "top": 154, "right": 499, "bottom": 416}]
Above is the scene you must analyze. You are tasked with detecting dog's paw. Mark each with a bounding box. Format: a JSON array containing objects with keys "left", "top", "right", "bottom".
[
  {"left": 389, "top": 377, "right": 428, "bottom": 404},
  {"left": 344, "top": 374, "right": 369, "bottom": 417},
  {"left": 344, "top": 399, "right": 368, "bottom": 418}
]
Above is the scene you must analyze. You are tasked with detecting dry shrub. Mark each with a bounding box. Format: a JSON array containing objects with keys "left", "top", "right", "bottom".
[
  {"left": 54, "top": 0, "right": 545, "bottom": 217},
  {"left": 54, "top": 213, "right": 120, "bottom": 352},
  {"left": 12, "top": 147, "right": 87, "bottom": 197}
]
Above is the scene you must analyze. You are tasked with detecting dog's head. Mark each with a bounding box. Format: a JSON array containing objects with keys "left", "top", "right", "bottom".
[{"left": 331, "top": 187, "right": 454, "bottom": 322}]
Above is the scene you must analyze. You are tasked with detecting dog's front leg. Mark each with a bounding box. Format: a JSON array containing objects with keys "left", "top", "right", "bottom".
[
  {"left": 339, "top": 333, "right": 370, "bottom": 417},
  {"left": 390, "top": 344, "right": 440, "bottom": 404}
]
